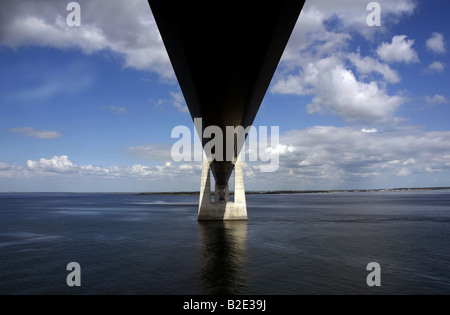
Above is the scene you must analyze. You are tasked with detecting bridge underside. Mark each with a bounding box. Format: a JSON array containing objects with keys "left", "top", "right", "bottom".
[{"left": 148, "top": 0, "right": 305, "bottom": 219}]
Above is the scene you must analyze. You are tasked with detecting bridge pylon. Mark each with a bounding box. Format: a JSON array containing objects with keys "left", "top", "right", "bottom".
[{"left": 198, "top": 154, "right": 247, "bottom": 221}]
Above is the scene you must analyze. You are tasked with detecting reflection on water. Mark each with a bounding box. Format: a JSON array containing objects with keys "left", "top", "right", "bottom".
[{"left": 198, "top": 221, "right": 248, "bottom": 294}]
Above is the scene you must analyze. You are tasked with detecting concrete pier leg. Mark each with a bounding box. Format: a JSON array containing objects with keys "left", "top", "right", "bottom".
[
  {"left": 215, "top": 183, "right": 228, "bottom": 202},
  {"left": 198, "top": 155, "right": 211, "bottom": 216},
  {"left": 214, "top": 183, "right": 219, "bottom": 202},
  {"left": 198, "top": 154, "right": 247, "bottom": 221},
  {"left": 231, "top": 155, "right": 247, "bottom": 219},
  {"left": 225, "top": 184, "right": 229, "bottom": 202}
]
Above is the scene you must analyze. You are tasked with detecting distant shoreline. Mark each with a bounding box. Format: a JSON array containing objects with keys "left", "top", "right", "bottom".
[
  {"left": 135, "top": 187, "right": 450, "bottom": 196},
  {"left": 2, "top": 187, "right": 450, "bottom": 195}
]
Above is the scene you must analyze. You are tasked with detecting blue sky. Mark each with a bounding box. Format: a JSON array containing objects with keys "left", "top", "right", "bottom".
[{"left": 1, "top": 0, "right": 449, "bottom": 192}]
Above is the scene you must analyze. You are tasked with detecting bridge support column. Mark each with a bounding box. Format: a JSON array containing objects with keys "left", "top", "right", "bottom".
[
  {"left": 198, "top": 155, "right": 212, "bottom": 213},
  {"left": 198, "top": 155, "right": 247, "bottom": 221},
  {"left": 215, "top": 183, "right": 229, "bottom": 202}
]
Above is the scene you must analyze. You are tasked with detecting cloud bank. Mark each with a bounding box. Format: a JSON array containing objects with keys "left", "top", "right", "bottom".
[
  {"left": 270, "top": 0, "right": 421, "bottom": 124},
  {"left": 10, "top": 127, "right": 63, "bottom": 139},
  {"left": 0, "top": 0, "right": 173, "bottom": 78},
  {"left": 3, "top": 124, "right": 450, "bottom": 190}
]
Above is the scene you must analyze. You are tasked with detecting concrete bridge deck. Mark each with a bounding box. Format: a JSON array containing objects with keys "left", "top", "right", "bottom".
[{"left": 148, "top": 0, "right": 305, "bottom": 219}]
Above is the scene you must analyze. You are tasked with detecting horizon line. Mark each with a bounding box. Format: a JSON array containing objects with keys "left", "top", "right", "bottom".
[{"left": 1, "top": 186, "right": 450, "bottom": 195}]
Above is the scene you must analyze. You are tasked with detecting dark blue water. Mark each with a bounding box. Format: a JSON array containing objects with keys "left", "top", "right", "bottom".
[{"left": 1, "top": 191, "right": 450, "bottom": 294}]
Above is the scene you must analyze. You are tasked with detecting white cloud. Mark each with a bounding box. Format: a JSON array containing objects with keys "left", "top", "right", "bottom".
[
  {"left": 347, "top": 52, "right": 401, "bottom": 84},
  {"left": 23, "top": 155, "right": 199, "bottom": 180},
  {"left": 0, "top": 162, "right": 26, "bottom": 179},
  {"left": 1, "top": 0, "right": 418, "bottom": 82},
  {"left": 287, "top": 0, "right": 416, "bottom": 43},
  {"left": 169, "top": 91, "right": 188, "bottom": 113},
  {"left": 5, "top": 124, "right": 450, "bottom": 189},
  {"left": 361, "top": 128, "right": 378, "bottom": 133},
  {"left": 425, "top": 94, "right": 449, "bottom": 106},
  {"left": 394, "top": 168, "right": 412, "bottom": 176},
  {"left": 179, "top": 164, "right": 194, "bottom": 171},
  {"left": 272, "top": 56, "right": 405, "bottom": 122},
  {"left": 282, "top": 0, "right": 416, "bottom": 63},
  {"left": 425, "top": 61, "right": 445, "bottom": 74},
  {"left": 265, "top": 144, "right": 296, "bottom": 155},
  {"left": 426, "top": 32, "right": 446, "bottom": 54},
  {"left": 155, "top": 91, "right": 189, "bottom": 113},
  {"left": 27, "top": 155, "right": 76, "bottom": 173},
  {"left": 128, "top": 164, "right": 157, "bottom": 177},
  {"left": 251, "top": 126, "right": 450, "bottom": 186},
  {"left": 229, "top": 125, "right": 450, "bottom": 189},
  {"left": 0, "top": 162, "right": 16, "bottom": 174},
  {"left": 271, "top": 1, "right": 419, "bottom": 124},
  {"left": 376, "top": 35, "right": 419, "bottom": 64},
  {"left": 0, "top": 0, "right": 173, "bottom": 79},
  {"left": 10, "top": 127, "right": 62, "bottom": 139}
]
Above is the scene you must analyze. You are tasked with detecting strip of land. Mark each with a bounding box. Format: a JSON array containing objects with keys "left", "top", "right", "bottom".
[{"left": 136, "top": 187, "right": 450, "bottom": 196}]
